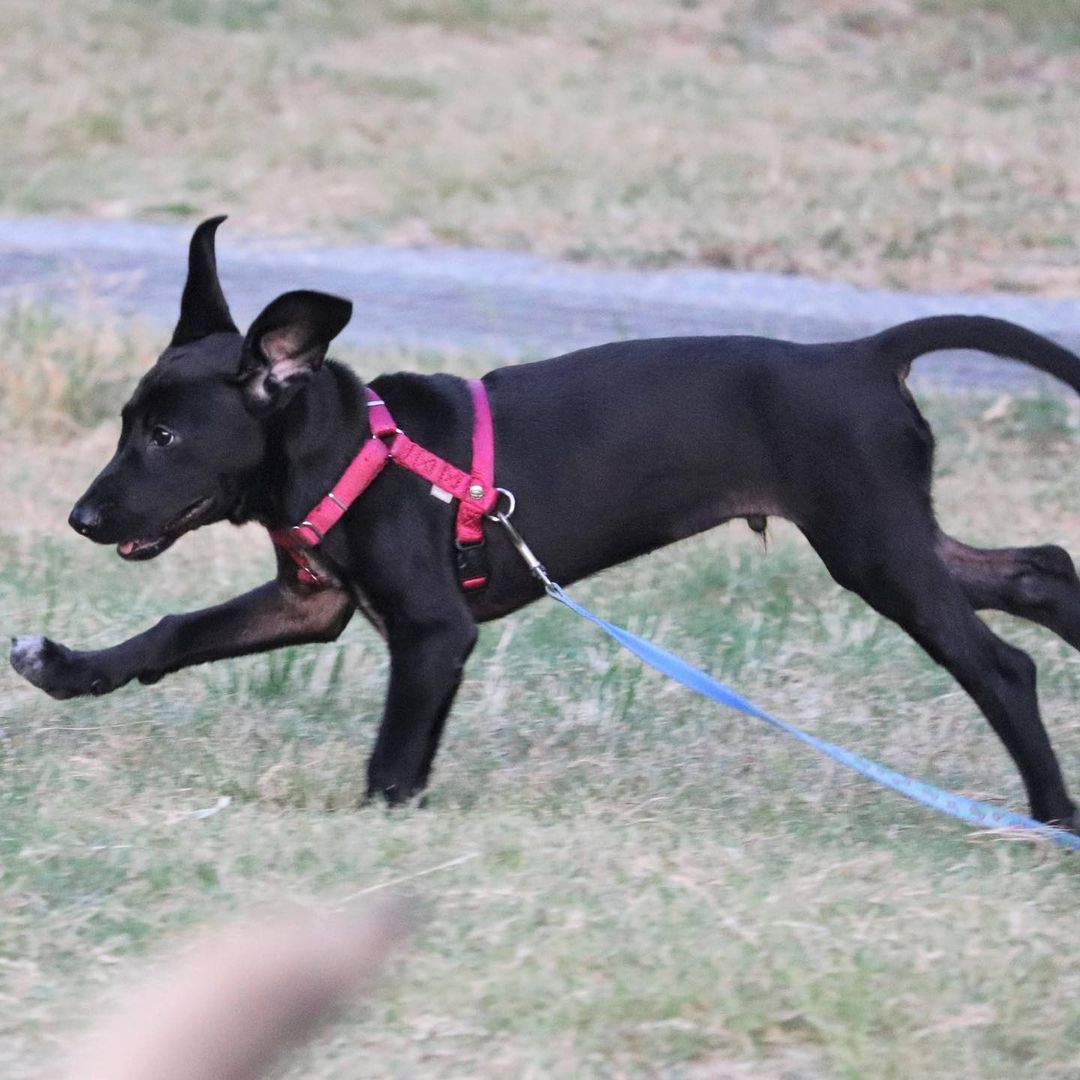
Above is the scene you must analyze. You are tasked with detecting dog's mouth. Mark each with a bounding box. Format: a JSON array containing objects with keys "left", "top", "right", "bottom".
[{"left": 116, "top": 497, "right": 215, "bottom": 561}]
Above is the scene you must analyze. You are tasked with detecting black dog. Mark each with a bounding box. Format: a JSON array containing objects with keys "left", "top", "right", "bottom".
[{"left": 10, "top": 219, "right": 1080, "bottom": 828}]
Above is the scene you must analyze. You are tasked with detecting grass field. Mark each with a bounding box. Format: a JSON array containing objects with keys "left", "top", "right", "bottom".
[
  {"left": 3, "top": 0, "right": 1079, "bottom": 294},
  {"left": 3, "top": 1, "right": 1080, "bottom": 1073},
  {"left": 1, "top": 309, "right": 1079, "bottom": 1077}
]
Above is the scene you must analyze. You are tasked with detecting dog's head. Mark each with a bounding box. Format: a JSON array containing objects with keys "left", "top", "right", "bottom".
[{"left": 69, "top": 217, "right": 352, "bottom": 560}]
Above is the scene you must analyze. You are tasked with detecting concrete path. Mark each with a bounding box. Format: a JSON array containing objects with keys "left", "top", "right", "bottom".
[{"left": 1, "top": 217, "right": 1078, "bottom": 392}]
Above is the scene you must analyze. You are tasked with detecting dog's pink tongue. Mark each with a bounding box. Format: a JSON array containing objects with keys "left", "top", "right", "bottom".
[{"left": 118, "top": 540, "right": 137, "bottom": 556}]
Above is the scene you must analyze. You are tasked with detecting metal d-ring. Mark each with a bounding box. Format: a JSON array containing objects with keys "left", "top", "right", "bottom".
[
  {"left": 292, "top": 520, "right": 325, "bottom": 544},
  {"left": 487, "top": 487, "right": 516, "bottom": 522}
]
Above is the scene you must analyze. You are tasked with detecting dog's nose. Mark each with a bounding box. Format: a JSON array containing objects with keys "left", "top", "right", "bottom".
[{"left": 68, "top": 503, "right": 102, "bottom": 537}]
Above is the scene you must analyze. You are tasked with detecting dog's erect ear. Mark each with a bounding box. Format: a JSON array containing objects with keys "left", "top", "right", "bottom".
[
  {"left": 170, "top": 216, "right": 238, "bottom": 347},
  {"left": 237, "top": 290, "right": 353, "bottom": 407}
]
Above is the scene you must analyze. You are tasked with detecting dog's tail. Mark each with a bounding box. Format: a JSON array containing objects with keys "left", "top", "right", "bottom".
[{"left": 874, "top": 315, "right": 1080, "bottom": 395}]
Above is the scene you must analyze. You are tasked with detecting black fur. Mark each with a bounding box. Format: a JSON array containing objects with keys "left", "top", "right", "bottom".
[{"left": 12, "top": 220, "right": 1080, "bottom": 828}]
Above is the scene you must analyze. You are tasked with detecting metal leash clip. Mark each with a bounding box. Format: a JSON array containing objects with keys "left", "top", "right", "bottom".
[{"left": 487, "top": 488, "right": 554, "bottom": 590}]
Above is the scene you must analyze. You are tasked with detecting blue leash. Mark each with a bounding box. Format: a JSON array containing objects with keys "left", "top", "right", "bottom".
[{"left": 492, "top": 508, "right": 1080, "bottom": 850}]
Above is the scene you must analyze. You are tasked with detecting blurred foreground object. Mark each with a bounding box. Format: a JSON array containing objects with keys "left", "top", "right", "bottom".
[{"left": 63, "top": 900, "right": 414, "bottom": 1080}]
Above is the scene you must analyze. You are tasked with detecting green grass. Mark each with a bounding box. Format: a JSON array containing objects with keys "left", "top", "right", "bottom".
[
  {"left": 1, "top": 318, "right": 1079, "bottom": 1076},
  {"left": 925, "top": 0, "right": 1080, "bottom": 49},
  {"left": 2, "top": 1, "right": 1078, "bottom": 294}
]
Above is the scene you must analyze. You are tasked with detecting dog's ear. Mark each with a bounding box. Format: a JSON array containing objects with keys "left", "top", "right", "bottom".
[
  {"left": 170, "top": 216, "right": 239, "bottom": 347},
  {"left": 237, "top": 290, "right": 353, "bottom": 408}
]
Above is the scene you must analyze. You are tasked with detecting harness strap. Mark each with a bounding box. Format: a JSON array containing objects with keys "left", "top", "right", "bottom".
[
  {"left": 456, "top": 377, "right": 496, "bottom": 548},
  {"left": 269, "top": 379, "right": 496, "bottom": 589}
]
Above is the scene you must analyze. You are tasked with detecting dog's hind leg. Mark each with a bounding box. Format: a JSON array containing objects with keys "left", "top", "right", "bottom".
[
  {"left": 803, "top": 510, "right": 1077, "bottom": 827},
  {"left": 937, "top": 534, "right": 1080, "bottom": 651}
]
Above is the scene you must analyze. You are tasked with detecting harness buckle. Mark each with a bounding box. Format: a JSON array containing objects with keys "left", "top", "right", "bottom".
[{"left": 455, "top": 538, "right": 490, "bottom": 591}]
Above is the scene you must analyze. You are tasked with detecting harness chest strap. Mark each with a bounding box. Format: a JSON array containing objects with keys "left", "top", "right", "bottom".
[{"left": 269, "top": 379, "right": 498, "bottom": 588}]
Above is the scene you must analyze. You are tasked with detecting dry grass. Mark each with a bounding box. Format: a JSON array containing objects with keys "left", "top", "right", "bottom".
[
  {"left": 1, "top": 318, "right": 1079, "bottom": 1077},
  {"left": 2, "top": 0, "right": 1078, "bottom": 293},
  {"left": 4, "top": 7, "right": 1078, "bottom": 1070},
  {"left": 0, "top": 302, "right": 159, "bottom": 437}
]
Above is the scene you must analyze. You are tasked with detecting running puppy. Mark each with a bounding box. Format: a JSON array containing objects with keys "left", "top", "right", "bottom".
[{"left": 11, "top": 219, "right": 1080, "bottom": 828}]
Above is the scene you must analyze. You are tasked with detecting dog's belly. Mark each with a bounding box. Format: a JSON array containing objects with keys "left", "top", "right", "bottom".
[{"left": 663, "top": 496, "right": 786, "bottom": 544}]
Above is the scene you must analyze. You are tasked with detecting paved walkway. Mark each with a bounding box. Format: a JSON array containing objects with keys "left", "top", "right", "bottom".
[{"left": 2, "top": 217, "right": 1078, "bottom": 391}]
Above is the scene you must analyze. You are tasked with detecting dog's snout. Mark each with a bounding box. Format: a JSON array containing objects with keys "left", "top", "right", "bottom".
[{"left": 68, "top": 502, "right": 102, "bottom": 538}]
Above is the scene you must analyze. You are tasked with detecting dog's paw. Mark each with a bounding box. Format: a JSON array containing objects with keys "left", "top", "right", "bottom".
[
  {"left": 364, "top": 769, "right": 429, "bottom": 810},
  {"left": 9, "top": 635, "right": 111, "bottom": 699},
  {"left": 10, "top": 635, "right": 49, "bottom": 683},
  {"left": 1058, "top": 808, "right": 1080, "bottom": 837}
]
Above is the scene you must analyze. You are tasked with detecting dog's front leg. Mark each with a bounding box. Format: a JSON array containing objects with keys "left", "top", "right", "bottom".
[
  {"left": 366, "top": 611, "right": 478, "bottom": 806},
  {"left": 10, "top": 580, "right": 355, "bottom": 700}
]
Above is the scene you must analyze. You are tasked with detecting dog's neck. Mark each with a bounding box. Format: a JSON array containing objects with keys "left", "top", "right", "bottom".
[{"left": 235, "top": 359, "right": 370, "bottom": 529}]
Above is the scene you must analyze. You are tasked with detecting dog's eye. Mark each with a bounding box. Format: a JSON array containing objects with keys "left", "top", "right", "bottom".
[{"left": 149, "top": 426, "right": 175, "bottom": 448}]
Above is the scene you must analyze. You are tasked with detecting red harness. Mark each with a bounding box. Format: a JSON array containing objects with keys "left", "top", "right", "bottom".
[{"left": 268, "top": 379, "right": 498, "bottom": 590}]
